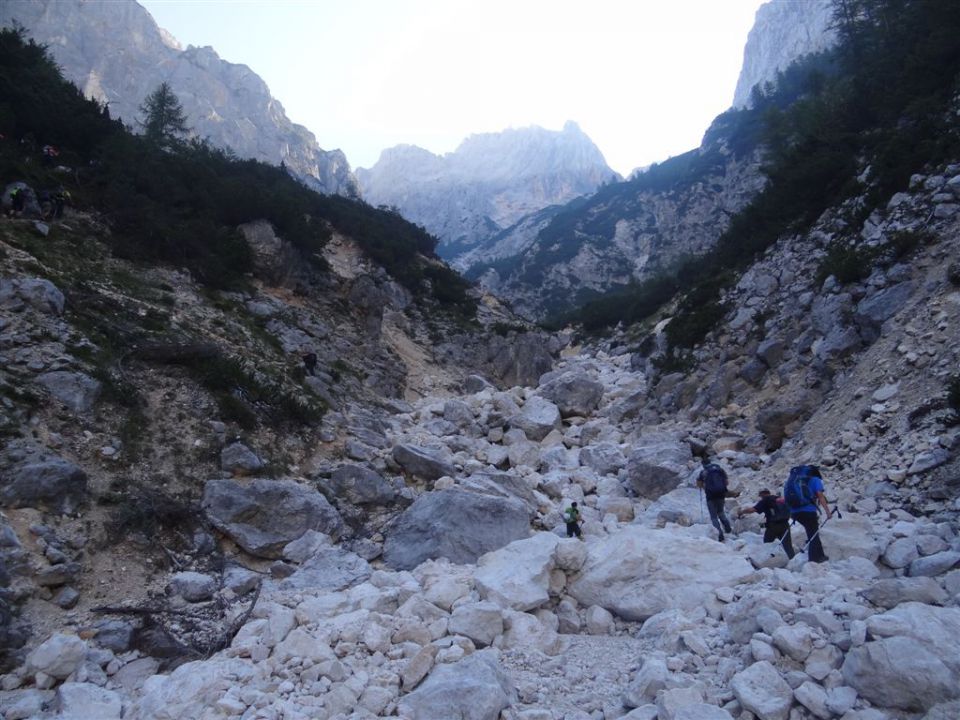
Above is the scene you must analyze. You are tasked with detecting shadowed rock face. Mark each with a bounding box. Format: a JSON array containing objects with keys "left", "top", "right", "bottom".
[{"left": 0, "top": 0, "right": 359, "bottom": 197}]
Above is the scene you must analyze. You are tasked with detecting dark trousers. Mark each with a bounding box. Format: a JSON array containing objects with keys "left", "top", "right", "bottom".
[
  {"left": 793, "top": 511, "right": 827, "bottom": 562},
  {"left": 764, "top": 520, "right": 795, "bottom": 559},
  {"left": 706, "top": 498, "right": 732, "bottom": 534},
  {"left": 565, "top": 521, "right": 582, "bottom": 538}
]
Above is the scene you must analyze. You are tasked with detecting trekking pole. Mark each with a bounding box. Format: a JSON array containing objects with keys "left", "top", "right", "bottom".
[
  {"left": 699, "top": 487, "right": 704, "bottom": 524},
  {"left": 799, "top": 507, "right": 840, "bottom": 556}
]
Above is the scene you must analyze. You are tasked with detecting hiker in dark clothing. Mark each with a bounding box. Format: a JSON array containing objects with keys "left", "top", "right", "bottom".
[
  {"left": 53, "top": 187, "right": 69, "bottom": 218},
  {"left": 8, "top": 187, "right": 24, "bottom": 217},
  {"left": 697, "top": 458, "right": 733, "bottom": 542},
  {"left": 739, "top": 489, "right": 795, "bottom": 558},
  {"left": 564, "top": 501, "right": 583, "bottom": 539},
  {"left": 302, "top": 350, "right": 318, "bottom": 376}
]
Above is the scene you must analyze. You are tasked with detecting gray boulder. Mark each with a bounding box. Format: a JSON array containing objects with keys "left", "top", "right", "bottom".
[
  {"left": 908, "top": 551, "right": 960, "bottom": 577},
  {"left": 486, "top": 333, "right": 555, "bottom": 388},
  {"left": 855, "top": 282, "right": 914, "bottom": 341},
  {"left": 0, "top": 277, "right": 65, "bottom": 314},
  {"left": 26, "top": 633, "right": 87, "bottom": 679},
  {"left": 169, "top": 572, "right": 217, "bottom": 602},
  {"left": 1, "top": 458, "right": 87, "bottom": 514},
  {"left": 267, "top": 536, "right": 370, "bottom": 593},
  {"left": 843, "top": 603, "right": 960, "bottom": 710},
  {"left": 327, "top": 464, "right": 396, "bottom": 506},
  {"left": 730, "top": 660, "right": 793, "bottom": 720},
  {"left": 35, "top": 372, "right": 102, "bottom": 413},
  {"left": 219, "top": 442, "right": 264, "bottom": 475},
  {"left": 756, "top": 339, "right": 785, "bottom": 368},
  {"left": 397, "top": 649, "right": 516, "bottom": 720},
  {"left": 202, "top": 478, "right": 344, "bottom": 559},
  {"left": 756, "top": 404, "right": 807, "bottom": 451},
  {"left": 383, "top": 489, "right": 529, "bottom": 570},
  {"left": 624, "top": 435, "right": 692, "bottom": 499},
  {"left": 509, "top": 396, "right": 561, "bottom": 441},
  {"left": 392, "top": 444, "right": 457, "bottom": 481},
  {"left": 579, "top": 443, "right": 627, "bottom": 476},
  {"left": 538, "top": 371, "right": 604, "bottom": 418},
  {"left": 860, "top": 577, "right": 948, "bottom": 609}
]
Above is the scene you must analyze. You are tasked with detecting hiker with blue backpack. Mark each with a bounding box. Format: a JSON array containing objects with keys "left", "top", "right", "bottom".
[
  {"left": 738, "top": 489, "right": 795, "bottom": 558},
  {"left": 697, "top": 459, "right": 733, "bottom": 542},
  {"left": 783, "top": 464, "right": 832, "bottom": 563}
]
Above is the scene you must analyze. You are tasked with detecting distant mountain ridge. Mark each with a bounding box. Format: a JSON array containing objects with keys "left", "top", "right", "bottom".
[
  {"left": 0, "top": 0, "right": 360, "bottom": 197},
  {"left": 357, "top": 121, "right": 619, "bottom": 261}
]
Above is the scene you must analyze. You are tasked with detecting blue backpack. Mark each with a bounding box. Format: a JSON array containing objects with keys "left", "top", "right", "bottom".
[
  {"left": 702, "top": 463, "right": 727, "bottom": 495},
  {"left": 784, "top": 465, "right": 819, "bottom": 510}
]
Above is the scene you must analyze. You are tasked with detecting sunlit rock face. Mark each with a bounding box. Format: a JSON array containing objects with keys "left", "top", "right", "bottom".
[
  {"left": 732, "top": 0, "right": 837, "bottom": 109},
  {"left": 0, "top": 0, "right": 359, "bottom": 197},
  {"left": 357, "top": 121, "right": 619, "bottom": 261}
]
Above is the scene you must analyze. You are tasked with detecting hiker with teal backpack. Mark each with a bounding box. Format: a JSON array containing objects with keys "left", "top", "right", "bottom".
[
  {"left": 739, "top": 489, "right": 795, "bottom": 558},
  {"left": 697, "top": 459, "right": 733, "bottom": 542},
  {"left": 784, "top": 464, "right": 832, "bottom": 563}
]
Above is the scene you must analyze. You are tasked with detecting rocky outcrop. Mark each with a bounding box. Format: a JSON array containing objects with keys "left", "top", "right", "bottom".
[
  {"left": 732, "top": 0, "right": 838, "bottom": 109},
  {"left": 383, "top": 489, "right": 530, "bottom": 570},
  {"left": 0, "top": 0, "right": 359, "bottom": 197},
  {"left": 202, "top": 478, "right": 344, "bottom": 558},
  {"left": 357, "top": 122, "right": 618, "bottom": 260}
]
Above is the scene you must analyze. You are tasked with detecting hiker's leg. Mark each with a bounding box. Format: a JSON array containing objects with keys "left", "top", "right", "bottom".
[
  {"left": 706, "top": 499, "right": 722, "bottom": 532},
  {"left": 796, "top": 512, "right": 826, "bottom": 562},
  {"left": 716, "top": 501, "right": 732, "bottom": 533},
  {"left": 565, "top": 522, "right": 576, "bottom": 538}
]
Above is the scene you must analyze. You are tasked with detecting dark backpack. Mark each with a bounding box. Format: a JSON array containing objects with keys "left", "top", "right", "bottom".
[
  {"left": 769, "top": 496, "right": 791, "bottom": 522},
  {"left": 702, "top": 463, "right": 727, "bottom": 495},
  {"left": 784, "top": 465, "right": 819, "bottom": 510}
]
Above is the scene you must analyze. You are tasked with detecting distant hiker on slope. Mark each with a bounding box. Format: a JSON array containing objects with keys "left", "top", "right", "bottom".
[
  {"left": 697, "top": 458, "right": 733, "bottom": 542},
  {"left": 739, "top": 489, "right": 795, "bottom": 558},
  {"left": 302, "top": 349, "right": 318, "bottom": 377},
  {"left": 784, "top": 464, "right": 831, "bottom": 563},
  {"left": 564, "top": 501, "right": 583, "bottom": 539}
]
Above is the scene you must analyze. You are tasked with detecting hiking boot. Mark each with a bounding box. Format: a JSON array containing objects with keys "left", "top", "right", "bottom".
[{"left": 718, "top": 531, "right": 725, "bottom": 542}]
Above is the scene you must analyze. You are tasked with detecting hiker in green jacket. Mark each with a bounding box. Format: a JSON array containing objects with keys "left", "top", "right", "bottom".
[{"left": 564, "top": 501, "right": 583, "bottom": 539}]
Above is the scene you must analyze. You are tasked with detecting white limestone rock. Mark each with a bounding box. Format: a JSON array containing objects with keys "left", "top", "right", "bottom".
[
  {"left": 474, "top": 533, "right": 559, "bottom": 611},
  {"left": 26, "top": 633, "right": 88, "bottom": 679},
  {"left": 730, "top": 660, "right": 794, "bottom": 720},
  {"left": 568, "top": 526, "right": 755, "bottom": 621}
]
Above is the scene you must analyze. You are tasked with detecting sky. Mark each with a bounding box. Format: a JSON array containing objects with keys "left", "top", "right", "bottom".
[{"left": 139, "top": 0, "right": 766, "bottom": 176}]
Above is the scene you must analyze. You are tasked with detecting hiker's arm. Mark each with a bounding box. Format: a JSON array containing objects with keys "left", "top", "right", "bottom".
[
  {"left": 816, "top": 490, "right": 830, "bottom": 516},
  {"left": 738, "top": 506, "right": 756, "bottom": 517}
]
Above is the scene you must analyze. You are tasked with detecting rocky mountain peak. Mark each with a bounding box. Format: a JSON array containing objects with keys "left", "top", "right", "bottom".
[
  {"left": 357, "top": 123, "right": 618, "bottom": 260},
  {"left": 0, "top": 0, "right": 360, "bottom": 197},
  {"left": 732, "top": 0, "right": 837, "bottom": 108}
]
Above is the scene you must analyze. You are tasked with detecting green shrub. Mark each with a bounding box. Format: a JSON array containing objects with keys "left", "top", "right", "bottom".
[{"left": 816, "top": 241, "right": 881, "bottom": 286}]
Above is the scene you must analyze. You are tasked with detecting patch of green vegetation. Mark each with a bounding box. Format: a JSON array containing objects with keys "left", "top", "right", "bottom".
[
  {"left": 104, "top": 488, "right": 199, "bottom": 545},
  {"left": 816, "top": 241, "right": 882, "bottom": 286},
  {"left": 491, "top": 322, "right": 526, "bottom": 336},
  {"left": 181, "top": 353, "right": 324, "bottom": 430}
]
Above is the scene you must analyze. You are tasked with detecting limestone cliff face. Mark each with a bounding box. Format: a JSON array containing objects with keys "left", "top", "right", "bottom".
[
  {"left": 0, "top": 0, "right": 359, "bottom": 197},
  {"left": 356, "top": 122, "right": 619, "bottom": 260},
  {"left": 732, "top": 0, "right": 837, "bottom": 109}
]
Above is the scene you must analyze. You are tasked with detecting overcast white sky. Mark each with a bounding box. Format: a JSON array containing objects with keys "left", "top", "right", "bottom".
[{"left": 139, "top": 0, "right": 766, "bottom": 176}]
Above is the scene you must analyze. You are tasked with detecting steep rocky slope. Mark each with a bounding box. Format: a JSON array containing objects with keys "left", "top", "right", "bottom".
[
  {"left": 0, "top": 0, "right": 360, "bottom": 197},
  {"left": 357, "top": 122, "right": 618, "bottom": 262},
  {"left": 732, "top": 0, "right": 837, "bottom": 108}
]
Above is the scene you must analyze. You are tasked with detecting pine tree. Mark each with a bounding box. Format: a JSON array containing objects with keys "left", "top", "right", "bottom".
[{"left": 138, "top": 82, "right": 189, "bottom": 146}]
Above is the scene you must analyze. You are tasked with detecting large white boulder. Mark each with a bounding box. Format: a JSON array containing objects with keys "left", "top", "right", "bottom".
[
  {"left": 26, "top": 633, "right": 88, "bottom": 679},
  {"left": 397, "top": 649, "right": 516, "bottom": 720},
  {"left": 817, "top": 514, "right": 882, "bottom": 562},
  {"left": 842, "top": 603, "right": 960, "bottom": 711},
  {"left": 567, "top": 526, "right": 755, "bottom": 620},
  {"left": 474, "top": 533, "right": 559, "bottom": 611},
  {"left": 125, "top": 659, "right": 260, "bottom": 720},
  {"left": 730, "top": 660, "right": 793, "bottom": 720}
]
